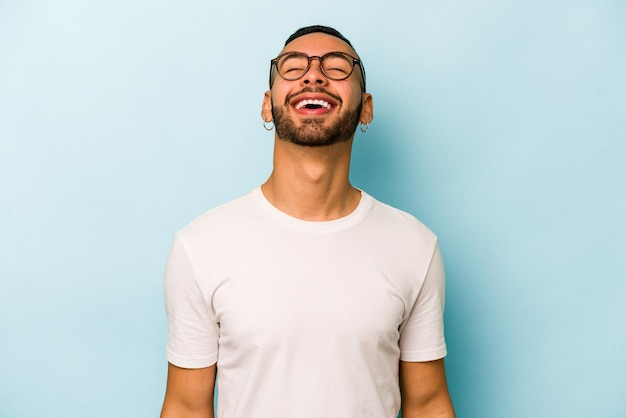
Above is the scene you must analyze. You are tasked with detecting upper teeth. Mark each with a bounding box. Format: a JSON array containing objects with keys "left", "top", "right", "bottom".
[{"left": 295, "top": 99, "right": 331, "bottom": 110}]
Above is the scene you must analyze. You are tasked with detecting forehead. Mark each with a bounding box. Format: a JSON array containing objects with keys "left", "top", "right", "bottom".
[{"left": 280, "top": 33, "right": 358, "bottom": 57}]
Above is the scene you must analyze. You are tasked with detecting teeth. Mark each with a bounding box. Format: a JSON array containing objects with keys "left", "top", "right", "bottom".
[{"left": 295, "top": 99, "right": 332, "bottom": 110}]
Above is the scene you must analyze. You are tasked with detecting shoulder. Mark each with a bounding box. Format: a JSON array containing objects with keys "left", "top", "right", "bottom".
[
  {"left": 175, "top": 188, "right": 261, "bottom": 245},
  {"left": 363, "top": 192, "right": 437, "bottom": 243}
]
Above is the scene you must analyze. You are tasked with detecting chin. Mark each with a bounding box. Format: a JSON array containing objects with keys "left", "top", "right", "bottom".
[{"left": 274, "top": 109, "right": 359, "bottom": 148}]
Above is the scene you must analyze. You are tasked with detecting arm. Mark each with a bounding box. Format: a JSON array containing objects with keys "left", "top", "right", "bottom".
[
  {"left": 161, "top": 362, "right": 217, "bottom": 418},
  {"left": 400, "top": 359, "right": 455, "bottom": 418}
]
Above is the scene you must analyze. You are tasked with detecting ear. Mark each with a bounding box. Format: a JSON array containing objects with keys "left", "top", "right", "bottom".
[
  {"left": 261, "top": 91, "right": 273, "bottom": 122},
  {"left": 359, "top": 93, "right": 374, "bottom": 124}
]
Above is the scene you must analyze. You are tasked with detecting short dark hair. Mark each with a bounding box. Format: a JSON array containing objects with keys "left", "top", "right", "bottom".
[
  {"left": 284, "top": 25, "right": 356, "bottom": 50},
  {"left": 273, "top": 25, "right": 366, "bottom": 91}
]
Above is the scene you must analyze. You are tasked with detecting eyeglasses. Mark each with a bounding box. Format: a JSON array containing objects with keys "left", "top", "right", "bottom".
[{"left": 269, "top": 51, "right": 366, "bottom": 90}]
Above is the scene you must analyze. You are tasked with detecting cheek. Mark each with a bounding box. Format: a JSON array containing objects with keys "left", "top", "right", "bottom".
[
  {"left": 269, "top": 80, "right": 294, "bottom": 106},
  {"left": 271, "top": 89, "right": 289, "bottom": 108},
  {"left": 341, "top": 82, "right": 364, "bottom": 105},
  {"left": 344, "top": 90, "right": 363, "bottom": 110}
]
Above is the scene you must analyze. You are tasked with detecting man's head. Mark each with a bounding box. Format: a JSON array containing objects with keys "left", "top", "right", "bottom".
[
  {"left": 262, "top": 25, "right": 373, "bottom": 148},
  {"left": 270, "top": 25, "right": 366, "bottom": 92}
]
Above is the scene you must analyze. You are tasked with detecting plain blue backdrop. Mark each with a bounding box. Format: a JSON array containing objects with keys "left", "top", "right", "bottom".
[{"left": 1, "top": 1, "right": 624, "bottom": 417}]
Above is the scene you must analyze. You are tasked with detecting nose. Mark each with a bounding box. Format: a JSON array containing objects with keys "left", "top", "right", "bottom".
[{"left": 301, "top": 56, "right": 327, "bottom": 85}]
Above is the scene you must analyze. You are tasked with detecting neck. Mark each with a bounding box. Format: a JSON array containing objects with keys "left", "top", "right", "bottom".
[{"left": 261, "top": 137, "right": 361, "bottom": 221}]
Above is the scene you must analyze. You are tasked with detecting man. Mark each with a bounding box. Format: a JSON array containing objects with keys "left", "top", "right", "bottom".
[{"left": 161, "top": 25, "right": 455, "bottom": 418}]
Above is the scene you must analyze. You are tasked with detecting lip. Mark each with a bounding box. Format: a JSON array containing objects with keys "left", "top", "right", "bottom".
[{"left": 289, "top": 92, "right": 339, "bottom": 115}]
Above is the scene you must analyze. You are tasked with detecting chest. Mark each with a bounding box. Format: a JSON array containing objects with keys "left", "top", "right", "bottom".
[{"left": 203, "top": 234, "right": 418, "bottom": 353}]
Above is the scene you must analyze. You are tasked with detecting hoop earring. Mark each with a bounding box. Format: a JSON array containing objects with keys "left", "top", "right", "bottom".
[
  {"left": 263, "top": 120, "right": 274, "bottom": 131},
  {"left": 360, "top": 122, "right": 369, "bottom": 133}
]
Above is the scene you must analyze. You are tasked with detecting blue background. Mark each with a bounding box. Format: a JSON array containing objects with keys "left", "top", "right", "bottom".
[{"left": 1, "top": 1, "right": 624, "bottom": 417}]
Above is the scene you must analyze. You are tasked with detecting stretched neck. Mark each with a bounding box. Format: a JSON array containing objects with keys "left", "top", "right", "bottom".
[{"left": 261, "top": 138, "right": 361, "bottom": 221}]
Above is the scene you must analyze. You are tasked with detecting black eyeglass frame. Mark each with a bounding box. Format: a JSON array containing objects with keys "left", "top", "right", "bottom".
[{"left": 269, "top": 51, "right": 366, "bottom": 91}]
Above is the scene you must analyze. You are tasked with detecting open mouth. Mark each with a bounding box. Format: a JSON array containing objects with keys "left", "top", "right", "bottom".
[{"left": 294, "top": 99, "right": 332, "bottom": 110}]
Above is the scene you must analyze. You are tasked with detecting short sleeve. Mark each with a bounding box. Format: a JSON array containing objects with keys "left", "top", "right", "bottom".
[
  {"left": 164, "top": 233, "right": 219, "bottom": 368},
  {"left": 399, "top": 243, "right": 447, "bottom": 361}
]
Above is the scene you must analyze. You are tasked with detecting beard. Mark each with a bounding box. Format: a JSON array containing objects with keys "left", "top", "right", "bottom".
[{"left": 271, "top": 93, "right": 362, "bottom": 147}]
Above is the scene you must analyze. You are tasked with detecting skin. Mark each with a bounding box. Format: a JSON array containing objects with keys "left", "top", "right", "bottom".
[
  {"left": 260, "top": 32, "right": 373, "bottom": 221},
  {"left": 161, "top": 363, "right": 216, "bottom": 418},
  {"left": 400, "top": 359, "right": 455, "bottom": 417},
  {"left": 161, "top": 32, "right": 454, "bottom": 417}
]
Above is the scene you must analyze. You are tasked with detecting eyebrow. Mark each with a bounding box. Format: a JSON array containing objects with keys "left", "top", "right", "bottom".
[{"left": 279, "top": 50, "right": 359, "bottom": 58}]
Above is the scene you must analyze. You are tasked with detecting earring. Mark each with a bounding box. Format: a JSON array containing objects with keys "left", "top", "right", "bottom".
[
  {"left": 263, "top": 120, "right": 274, "bottom": 131},
  {"left": 360, "top": 122, "right": 369, "bottom": 133}
]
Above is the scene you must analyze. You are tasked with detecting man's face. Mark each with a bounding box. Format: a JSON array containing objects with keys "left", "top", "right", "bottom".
[{"left": 262, "top": 33, "right": 372, "bottom": 147}]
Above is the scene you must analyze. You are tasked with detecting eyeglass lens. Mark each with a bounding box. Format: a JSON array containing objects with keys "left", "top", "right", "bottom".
[{"left": 276, "top": 53, "right": 354, "bottom": 81}]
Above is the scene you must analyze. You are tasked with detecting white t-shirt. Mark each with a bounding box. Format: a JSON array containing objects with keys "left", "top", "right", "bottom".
[{"left": 164, "top": 187, "right": 447, "bottom": 418}]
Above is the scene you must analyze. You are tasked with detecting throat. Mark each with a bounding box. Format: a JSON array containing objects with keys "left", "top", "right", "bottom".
[{"left": 261, "top": 178, "right": 361, "bottom": 222}]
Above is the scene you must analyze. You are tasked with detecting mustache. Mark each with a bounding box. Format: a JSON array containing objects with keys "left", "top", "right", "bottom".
[{"left": 284, "top": 87, "right": 342, "bottom": 106}]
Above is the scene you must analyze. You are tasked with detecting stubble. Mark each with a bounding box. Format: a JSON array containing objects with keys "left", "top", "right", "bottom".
[{"left": 272, "top": 91, "right": 362, "bottom": 147}]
